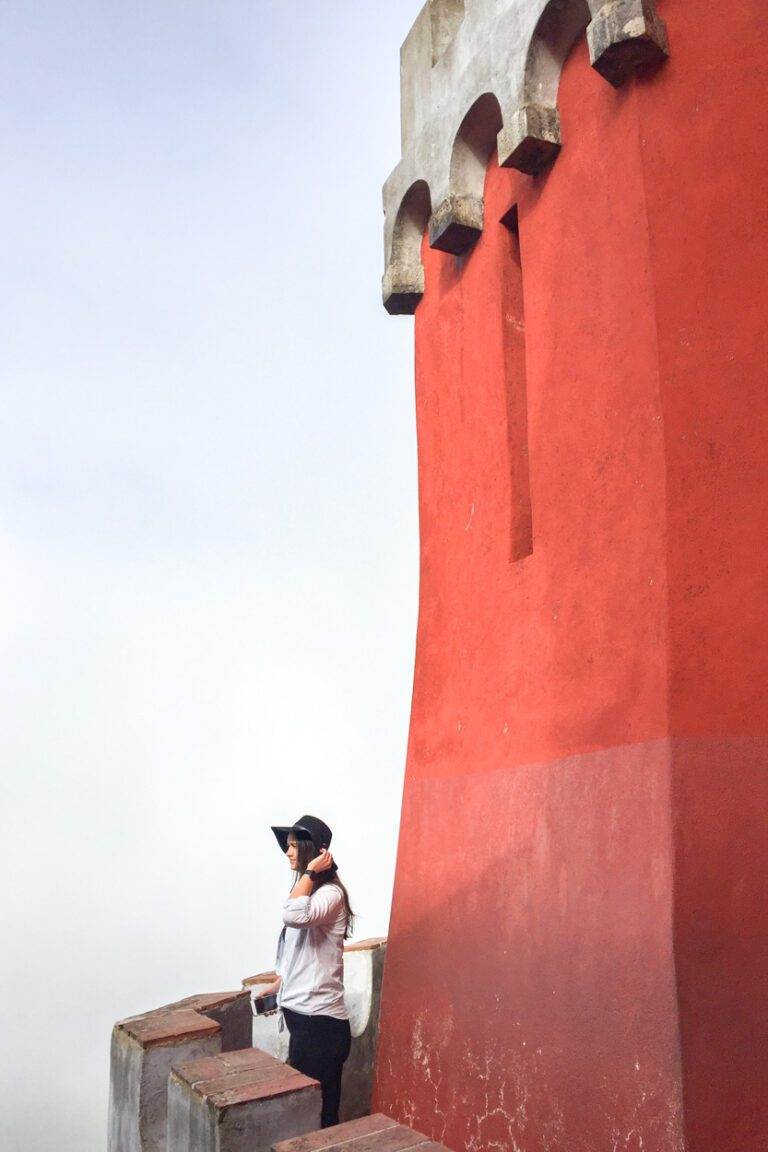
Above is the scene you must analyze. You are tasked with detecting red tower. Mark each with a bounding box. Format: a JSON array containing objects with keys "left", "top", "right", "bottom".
[{"left": 375, "top": 3, "right": 768, "bottom": 1150}]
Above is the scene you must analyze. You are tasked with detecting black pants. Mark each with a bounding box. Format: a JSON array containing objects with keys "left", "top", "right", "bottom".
[{"left": 283, "top": 1007, "right": 352, "bottom": 1128}]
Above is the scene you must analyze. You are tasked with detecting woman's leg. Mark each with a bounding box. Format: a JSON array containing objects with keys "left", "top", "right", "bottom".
[
  {"left": 283, "top": 1009, "right": 323, "bottom": 1081},
  {"left": 317, "top": 1018, "right": 351, "bottom": 1128},
  {"left": 282, "top": 1010, "right": 351, "bottom": 1129}
]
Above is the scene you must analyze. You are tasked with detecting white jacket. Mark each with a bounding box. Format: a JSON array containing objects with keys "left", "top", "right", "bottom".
[{"left": 275, "top": 882, "right": 349, "bottom": 1020}]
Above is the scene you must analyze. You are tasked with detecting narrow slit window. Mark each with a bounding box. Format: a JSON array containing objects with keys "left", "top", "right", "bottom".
[{"left": 500, "top": 204, "right": 533, "bottom": 561}]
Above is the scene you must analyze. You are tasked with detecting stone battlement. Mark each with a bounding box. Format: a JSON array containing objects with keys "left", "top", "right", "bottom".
[
  {"left": 382, "top": 0, "right": 668, "bottom": 312},
  {"left": 108, "top": 939, "right": 386, "bottom": 1152}
]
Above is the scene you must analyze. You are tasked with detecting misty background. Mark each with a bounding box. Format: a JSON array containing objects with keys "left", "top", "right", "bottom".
[{"left": 0, "top": 3, "right": 420, "bottom": 1149}]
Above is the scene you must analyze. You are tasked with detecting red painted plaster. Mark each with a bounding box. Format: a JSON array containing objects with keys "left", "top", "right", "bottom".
[
  {"left": 407, "top": 63, "right": 668, "bottom": 785},
  {"left": 636, "top": 5, "right": 768, "bottom": 1147},
  {"left": 375, "top": 7, "right": 768, "bottom": 1150}
]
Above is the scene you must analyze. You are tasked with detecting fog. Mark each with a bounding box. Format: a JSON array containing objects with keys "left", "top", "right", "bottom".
[{"left": 0, "top": 3, "right": 419, "bottom": 1148}]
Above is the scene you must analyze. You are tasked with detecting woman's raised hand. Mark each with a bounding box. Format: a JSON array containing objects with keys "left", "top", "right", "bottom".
[{"left": 309, "top": 848, "right": 334, "bottom": 873}]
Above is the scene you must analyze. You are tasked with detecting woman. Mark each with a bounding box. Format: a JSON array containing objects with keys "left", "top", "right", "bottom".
[{"left": 254, "top": 814, "right": 355, "bottom": 1129}]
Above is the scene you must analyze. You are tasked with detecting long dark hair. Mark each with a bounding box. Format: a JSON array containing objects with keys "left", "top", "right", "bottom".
[{"left": 290, "top": 836, "right": 355, "bottom": 940}]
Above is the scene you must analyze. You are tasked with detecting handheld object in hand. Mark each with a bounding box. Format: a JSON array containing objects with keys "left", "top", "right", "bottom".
[{"left": 250, "top": 990, "right": 278, "bottom": 1016}]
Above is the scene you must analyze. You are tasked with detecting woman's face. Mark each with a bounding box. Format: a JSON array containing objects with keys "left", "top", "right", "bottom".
[{"left": 286, "top": 834, "right": 300, "bottom": 871}]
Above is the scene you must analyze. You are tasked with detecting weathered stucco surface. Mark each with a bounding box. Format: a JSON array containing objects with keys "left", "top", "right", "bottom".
[{"left": 108, "top": 1028, "right": 222, "bottom": 1152}]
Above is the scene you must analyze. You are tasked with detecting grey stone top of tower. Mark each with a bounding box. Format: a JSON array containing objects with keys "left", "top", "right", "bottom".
[{"left": 382, "top": 0, "right": 668, "bottom": 314}]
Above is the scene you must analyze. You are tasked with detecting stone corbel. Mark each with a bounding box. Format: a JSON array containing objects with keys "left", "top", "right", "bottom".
[
  {"left": 588, "top": 0, "right": 669, "bottom": 87},
  {"left": 382, "top": 264, "right": 425, "bottom": 316},
  {"left": 428, "top": 194, "right": 484, "bottom": 255},
  {"left": 498, "top": 104, "right": 563, "bottom": 176}
]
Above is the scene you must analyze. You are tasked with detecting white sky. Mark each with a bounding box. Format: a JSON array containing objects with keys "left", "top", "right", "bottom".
[{"left": 0, "top": 4, "right": 420, "bottom": 1149}]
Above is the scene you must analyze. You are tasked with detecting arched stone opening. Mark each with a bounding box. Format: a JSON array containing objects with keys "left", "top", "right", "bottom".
[
  {"left": 429, "top": 93, "right": 504, "bottom": 256},
  {"left": 499, "top": 0, "right": 668, "bottom": 175},
  {"left": 383, "top": 180, "right": 433, "bottom": 315}
]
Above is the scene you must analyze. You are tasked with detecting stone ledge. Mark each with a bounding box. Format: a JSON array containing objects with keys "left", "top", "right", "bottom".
[
  {"left": 117, "top": 1008, "right": 220, "bottom": 1050},
  {"left": 170, "top": 992, "right": 250, "bottom": 1013},
  {"left": 272, "top": 1113, "right": 400, "bottom": 1152},
  {"left": 117, "top": 990, "right": 250, "bottom": 1050},
  {"left": 272, "top": 1114, "right": 448, "bottom": 1152},
  {"left": 342, "top": 937, "right": 387, "bottom": 953},
  {"left": 243, "top": 971, "right": 279, "bottom": 988},
  {"left": 172, "top": 1049, "right": 316, "bottom": 1108}
]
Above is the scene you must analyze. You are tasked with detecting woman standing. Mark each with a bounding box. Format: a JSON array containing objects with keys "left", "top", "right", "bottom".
[{"left": 253, "top": 815, "right": 354, "bottom": 1129}]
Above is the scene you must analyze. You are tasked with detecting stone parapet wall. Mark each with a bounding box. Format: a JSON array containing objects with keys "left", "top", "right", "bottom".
[
  {"left": 109, "top": 991, "right": 251, "bottom": 1152},
  {"left": 108, "top": 938, "right": 387, "bottom": 1152}
]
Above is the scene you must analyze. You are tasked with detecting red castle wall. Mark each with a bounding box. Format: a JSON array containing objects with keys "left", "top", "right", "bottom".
[{"left": 373, "top": 4, "right": 768, "bottom": 1150}]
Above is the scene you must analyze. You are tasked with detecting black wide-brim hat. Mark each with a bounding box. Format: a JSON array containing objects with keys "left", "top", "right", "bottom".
[{"left": 271, "top": 814, "right": 333, "bottom": 854}]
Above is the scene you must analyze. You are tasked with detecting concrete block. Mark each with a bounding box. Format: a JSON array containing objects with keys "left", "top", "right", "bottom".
[
  {"left": 108, "top": 992, "right": 251, "bottom": 1152},
  {"left": 428, "top": 195, "right": 483, "bottom": 255},
  {"left": 498, "top": 104, "right": 562, "bottom": 175},
  {"left": 587, "top": 0, "right": 669, "bottom": 87},
  {"left": 108, "top": 1010, "right": 222, "bottom": 1152},
  {"left": 167, "top": 1048, "right": 322, "bottom": 1152}
]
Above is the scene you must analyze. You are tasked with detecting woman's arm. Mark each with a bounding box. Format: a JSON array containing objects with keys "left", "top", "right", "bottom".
[
  {"left": 282, "top": 882, "right": 344, "bottom": 927},
  {"left": 287, "top": 848, "right": 334, "bottom": 900},
  {"left": 288, "top": 873, "right": 315, "bottom": 900}
]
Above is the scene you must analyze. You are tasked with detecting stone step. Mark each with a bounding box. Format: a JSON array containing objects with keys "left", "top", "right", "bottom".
[
  {"left": 272, "top": 1113, "right": 449, "bottom": 1152},
  {"left": 168, "top": 1047, "right": 322, "bottom": 1152},
  {"left": 108, "top": 990, "right": 251, "bottom": 1152},
  {"left": 272, "top": 1114, "right": 398, "bottom": 1152}
]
